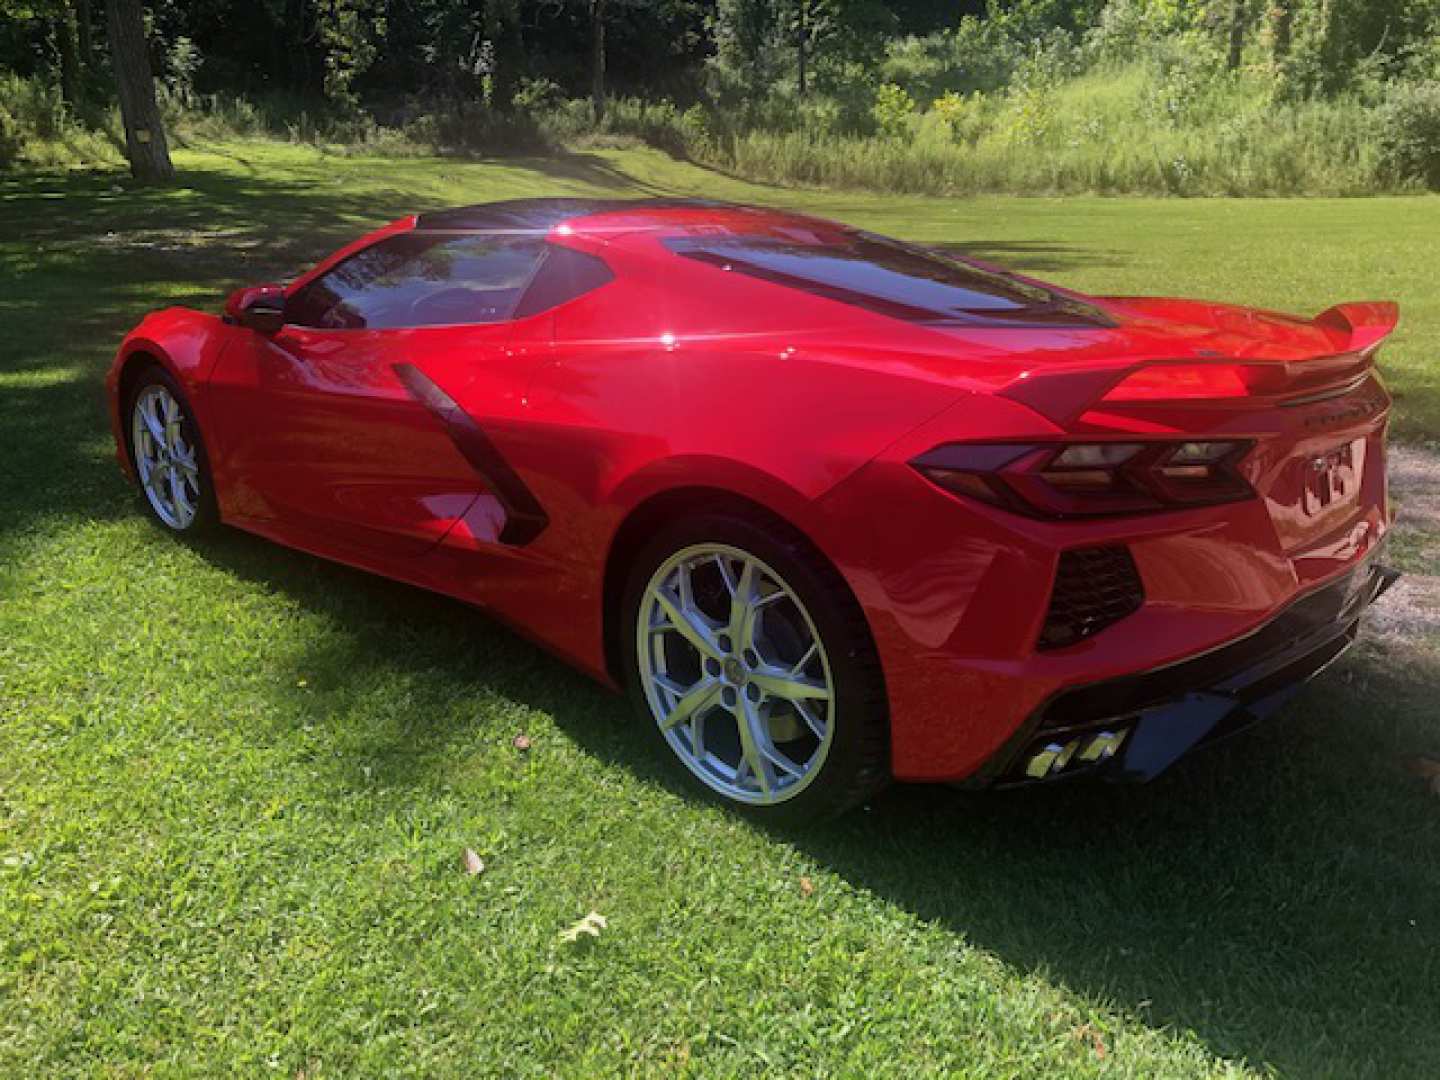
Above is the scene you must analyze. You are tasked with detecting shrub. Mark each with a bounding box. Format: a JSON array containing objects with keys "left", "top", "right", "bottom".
[
  {"left": 1375, "top": 80, "right": 1440, "bottom": 188},
  {"left": 871, "top": 83, "right": 915, "bottom": 140},
  {"left": 0, "top": 104, "right": 21, "bottom": 168}
]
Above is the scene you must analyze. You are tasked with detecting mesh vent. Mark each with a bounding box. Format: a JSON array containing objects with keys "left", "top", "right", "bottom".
[{"left": 1038, "top": 546, "right": 1144, "bottom": 650}]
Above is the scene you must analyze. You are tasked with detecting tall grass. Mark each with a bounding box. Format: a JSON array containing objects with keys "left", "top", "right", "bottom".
[{"left": 701, "top": 67, "right": 1394, "bottom": 196}]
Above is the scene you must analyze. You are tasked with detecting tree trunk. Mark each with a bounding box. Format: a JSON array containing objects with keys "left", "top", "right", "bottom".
[
  {"left": 1226, "top": 0, "right": 1247, "bottom": 70},
  {"left": 590, "top": 0, "right": 607, "bottom": 121},
  {"left": 796, "top": 1, "right": 807, "bottom": 97},
  {"left": 1271, "top": 2, "right": 1293, "bottom": 61},
  {"left": 105, "top": 0, "right": 175, "bottom": 183},
  {"left": 57, "top": 2, "right": 83, "bottom": 108},
  {"left": 78, "top": 0, "right": 95, "bottom": 70},
  {"left": 488, "top": 0, "right": 524, "bottom": 112}
]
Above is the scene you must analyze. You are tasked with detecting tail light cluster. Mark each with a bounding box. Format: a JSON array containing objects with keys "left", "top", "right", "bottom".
[{"left": 913, "top": 440, "right": 1254, "bottom": 518}]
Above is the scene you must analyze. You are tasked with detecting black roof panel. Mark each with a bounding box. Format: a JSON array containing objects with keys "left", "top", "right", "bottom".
[{"left": 414, "top": 197, "right": 735, "bottom": 232}]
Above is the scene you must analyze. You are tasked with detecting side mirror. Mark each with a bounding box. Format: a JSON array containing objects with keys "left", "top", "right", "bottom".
[{"left": 224, "top": 284, "right": 287, "bottom": 335}]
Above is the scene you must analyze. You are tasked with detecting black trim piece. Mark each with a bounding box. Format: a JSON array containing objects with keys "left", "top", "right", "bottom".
[
  {"left": 512, "top": 245, "right": 615, "bottom": 319},
  {"left": 1039, "top": 556, "right": 1393, "bottom": 730},
  {"left": 415, "top": 197, "right": 737, "bottom": 233},
  {"left": 392, "top": 363, "right": 549, "bottom": 546}
]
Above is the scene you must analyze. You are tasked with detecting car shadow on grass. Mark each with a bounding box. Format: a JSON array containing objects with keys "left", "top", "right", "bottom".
[{"left": 181, "top": 518, "right": 1440, "bottom": 1078}]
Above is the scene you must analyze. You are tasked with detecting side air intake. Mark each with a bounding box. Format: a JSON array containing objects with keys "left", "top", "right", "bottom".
[{"left": 1038, "top": 546, "right": 1144, "bottom": 650}]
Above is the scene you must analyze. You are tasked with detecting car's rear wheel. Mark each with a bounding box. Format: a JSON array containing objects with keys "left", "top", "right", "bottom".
[
  {"left": 622, "top": 511, "right": 888, "bottom": 821},
  {"left": 125, "top": 366, "right": 218, "bottom": 534}
]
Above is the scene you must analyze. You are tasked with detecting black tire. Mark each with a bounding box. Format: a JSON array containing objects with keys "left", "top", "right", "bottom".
[
  {"left": 621, "top": 508, "right": 889, "bottom": 823},
  {"left": 123, "top": 363, "right": 220, "bottom": 534}
]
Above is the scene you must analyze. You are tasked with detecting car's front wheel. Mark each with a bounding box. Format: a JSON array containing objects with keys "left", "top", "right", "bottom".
[
  {"left": 125, "top": 365, "right": 218, "bottom": 534},
  {"left": 622, "top": 511, "right": 888, "bottom": 821}
]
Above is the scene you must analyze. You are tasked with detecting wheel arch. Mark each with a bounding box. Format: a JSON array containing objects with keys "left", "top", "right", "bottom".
[
  {"left": 114, "top": 346, "right": 170, "bottom": 472},
  {"left": 599, "top": 485, "right": 875, "bottom": 690}
]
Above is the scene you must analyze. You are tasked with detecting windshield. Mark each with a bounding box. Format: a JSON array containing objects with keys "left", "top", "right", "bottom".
[{"left": 665, "top": 229, "right": 1111, "bottom": 327}]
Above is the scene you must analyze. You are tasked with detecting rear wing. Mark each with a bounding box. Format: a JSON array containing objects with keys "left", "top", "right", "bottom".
[
  {"left": 1000, "top": 300, "right": 1399, "bottom": 425},
  {"left": 1312, "top": 301, "right": 1400, "bottom": 355}
]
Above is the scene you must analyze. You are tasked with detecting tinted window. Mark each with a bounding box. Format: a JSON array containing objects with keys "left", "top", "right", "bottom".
[
  {"left": 288, "top": 233, "right": 546, "bottom": 330},
  {"left": 665, "top": 231, "right": 1110, "bottom": 326},
  {"left": 513, "top": 245, "right": 614, "bottom": 319}
]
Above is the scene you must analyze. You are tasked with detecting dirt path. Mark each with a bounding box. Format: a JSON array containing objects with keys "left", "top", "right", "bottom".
[{"left": 1371, "top": 444, "right": 1440, "bottom": 643}]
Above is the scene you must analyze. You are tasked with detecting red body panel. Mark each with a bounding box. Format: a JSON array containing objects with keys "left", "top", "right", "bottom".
[{"left": 107, "top": 202, "right": 1398, "bottom": 783}]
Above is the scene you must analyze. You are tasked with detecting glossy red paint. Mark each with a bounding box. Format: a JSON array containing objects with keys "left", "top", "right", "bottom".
[{"left": 107, "top": 200, "right": 1398, "bottom": 783}]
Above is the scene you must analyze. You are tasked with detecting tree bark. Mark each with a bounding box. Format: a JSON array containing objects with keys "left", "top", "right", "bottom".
[
  {"left": 796, "top": 0, "right": 807, "bottom": 97},
  {"left": 78, "top": 0, "right": 95, "bottom": 70},
  {"left": 590, "top": 0, "right": 607, "bottom": 121},
  {"left": 1226, "top": 0, "right": 1247, "bottom": 70},
  {"left": 105, "top": 0, "right": 175, "bottom": 183},
  {"left": 1271, "top": 2, "right": 1293, "bottom": 61},
  {"left": 488, "top": 0, "right": 525, "bottom": 112},
  {"left": 57, "top": 2, "right": 83, "bottom": 108}
]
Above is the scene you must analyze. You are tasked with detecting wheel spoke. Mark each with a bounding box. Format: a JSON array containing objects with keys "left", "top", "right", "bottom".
[
  {"left": 733, "top": 697, "right": 776, "bottom": 797},
  {"left": 793, "top": 699, "right": 827, "bottom": 741},
  {"left": 140, "top": 399, "right": 166, "bottom": 444},
  {"left": 651, "top": 584, "right": 722, "bottom": 661},
  {"left": 790, "top": 642, "right": 818, "bottom": 675},
  {"left": 654, "top": 674, "right": 721, "bottom": 731},
  {"left": 749, "top": 665, "right": 831, "bottom": 703}
]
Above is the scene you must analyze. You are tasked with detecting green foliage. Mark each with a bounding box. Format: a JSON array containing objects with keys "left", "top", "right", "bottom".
[
  {"left": 0, "top": 100, "right": 21, "bottom": 167},
  {"left": 1376, "top": 80, "right": 1440, "bottom": 188},
  {"left": 870, "top": 81, "right": 915, "bottom": 138}
]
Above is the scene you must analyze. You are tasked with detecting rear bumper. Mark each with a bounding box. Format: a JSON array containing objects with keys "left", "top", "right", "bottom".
[{"left": 972, "top": 553, "right": 1399, "bottom": 786}]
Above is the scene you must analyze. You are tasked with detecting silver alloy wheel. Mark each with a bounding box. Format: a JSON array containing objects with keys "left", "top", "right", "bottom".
[
  {"left": 130, "top": 383, "right": 202, "bottom": 530},
  {"left": 636, "top": 543, "right": 835, "bottom": 805}
]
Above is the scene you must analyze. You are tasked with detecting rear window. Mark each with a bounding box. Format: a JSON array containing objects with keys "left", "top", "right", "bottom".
[{"left": 665, "top": 230, "right": 1110, "bottom": 327}]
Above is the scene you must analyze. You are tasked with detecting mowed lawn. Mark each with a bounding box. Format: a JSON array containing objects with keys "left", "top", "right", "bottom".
[{"left": 2, "top": 142, "right": 1438, "bottom": 1078}]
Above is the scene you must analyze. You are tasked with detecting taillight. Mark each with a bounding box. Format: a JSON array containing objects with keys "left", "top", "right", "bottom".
[{"left": 912, "top": 440, "right": 1254, "bottom": 518}]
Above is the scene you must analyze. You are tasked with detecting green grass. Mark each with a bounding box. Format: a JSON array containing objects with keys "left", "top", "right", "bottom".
[{"left": 2, "top": 141, "right": 1439, "bottom": 1077}]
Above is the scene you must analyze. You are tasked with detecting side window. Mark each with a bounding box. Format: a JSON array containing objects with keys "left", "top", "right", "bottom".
[
  {"left": 287, "top": 233, "right": 546, "bottom": 330},
  {"left": 512, "top": 244, "right": 614, "bottom": 319}
]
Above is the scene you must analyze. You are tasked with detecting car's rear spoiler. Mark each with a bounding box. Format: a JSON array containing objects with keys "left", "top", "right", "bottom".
[
  {"left": 998, "top": 300, "right": 1399, "bottom": 425},
  {"left": 1312, "top": 301, "right": 1400, "bottom": 355}
]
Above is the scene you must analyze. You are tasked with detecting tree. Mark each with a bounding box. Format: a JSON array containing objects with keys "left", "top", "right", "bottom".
[
  {"left": 486, "top": 0, "right": 525, "bottom": 111},
  {"left": 105, "top": 0, "right": 173, "bottom": 182},
  {"left": 1226, "top": 0, "right": 1248, "bottom": 69},
  {"left": 55, "top": 0, "right": 82, "bottom": 106},
  {"left": 589, "top": 0, "right": 607, "bottom": 119}
]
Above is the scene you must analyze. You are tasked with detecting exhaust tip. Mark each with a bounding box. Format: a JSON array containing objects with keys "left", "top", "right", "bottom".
[{"left": 1023, "top": 728, "right": 1128, "bottom": 779}]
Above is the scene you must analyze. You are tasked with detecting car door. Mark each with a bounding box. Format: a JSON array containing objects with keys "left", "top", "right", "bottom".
[{"left": 206, "top": 229, "right": 550, "bottom": 559}]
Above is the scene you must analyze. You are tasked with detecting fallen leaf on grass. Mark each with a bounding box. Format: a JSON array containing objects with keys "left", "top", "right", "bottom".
[
  {"left": 559, "top": 911, "right": 608, "bottom": 945},
  {"left": 512, "top": 734, "right": 532, "bottom": 752},
  {"left": 463, "top": 849, "right": 485, "bottom": 876},
  {"left": 799, "top": 876, "right": 815, "bottom": 897}
]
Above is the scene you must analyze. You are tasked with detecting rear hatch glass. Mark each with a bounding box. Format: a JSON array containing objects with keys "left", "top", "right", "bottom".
[{"left": 664, "top": 230, "right": 1113, "bottom": 328}]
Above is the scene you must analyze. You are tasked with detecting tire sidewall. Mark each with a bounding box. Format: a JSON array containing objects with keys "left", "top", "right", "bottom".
[
  {"left": 621, "top": 511, "right": 887, "bottom": 822},
  {"left": 124, "top": 364, "right": 219, "bottom": 533}
]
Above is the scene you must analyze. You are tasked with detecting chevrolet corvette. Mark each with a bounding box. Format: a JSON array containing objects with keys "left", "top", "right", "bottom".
[{"left": 108, "top": 197, "right": 1399, "bottom": 819}]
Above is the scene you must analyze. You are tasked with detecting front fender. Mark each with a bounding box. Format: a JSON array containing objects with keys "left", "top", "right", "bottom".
[{"left": 107, "top": 306, "right": 237, "bottom": 481}]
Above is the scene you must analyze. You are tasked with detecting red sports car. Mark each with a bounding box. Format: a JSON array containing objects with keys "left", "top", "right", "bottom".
[{"left": 108, "top": 198, "right": 1399, "bottom": 819}]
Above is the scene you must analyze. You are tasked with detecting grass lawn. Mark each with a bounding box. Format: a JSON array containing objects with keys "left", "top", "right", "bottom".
[{"left": 2, "top": 141, "right": 1438, "bottom": 1077}]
